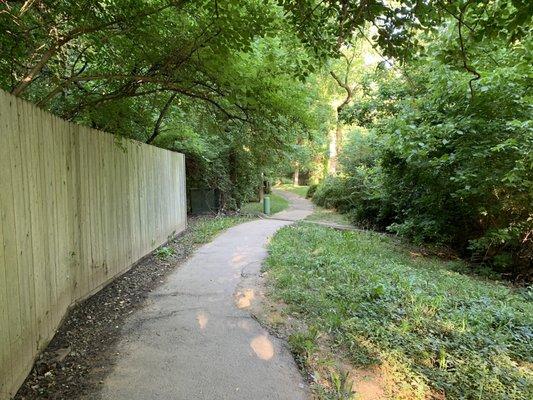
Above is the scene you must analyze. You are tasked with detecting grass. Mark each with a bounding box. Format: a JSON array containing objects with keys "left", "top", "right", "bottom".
[
  {"left": 241, "top": 193, "right": 289, "bottom": 215},
  {"left": 276, "top": 183, "right": 309, "bottom": 197},
  {"left": 188, "top": 215, "right": 252, "bottom": 244},
  {"left": 154, "top": 215, "right": 253, "bottom": 260},
  {"left": 305, "top": 206, "right": 352, "bottom": 226},
  {"left": 265, "top": 223, "right": 533, "bottom": 400}
]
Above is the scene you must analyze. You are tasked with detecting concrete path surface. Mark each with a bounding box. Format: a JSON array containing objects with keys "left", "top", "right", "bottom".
[
  {"left": 96, "top": 191, "right": 313, "bottom": 400},
  {"left": 270, "top": 189, "right": 314, "bottom": 221}
]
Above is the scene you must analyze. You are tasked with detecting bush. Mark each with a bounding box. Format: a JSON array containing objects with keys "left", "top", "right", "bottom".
[
  {"left": 312, "top": 132, "right": 395, "bottom": 230},
  {"left": 312, "top": 175, "right": 352, "bottom": 212},
  {"left": 313, "top": 57, "right": 532, "bottom": 276},
  {"left": 305, "top": 184, "right": 317, "bottom": 198}
]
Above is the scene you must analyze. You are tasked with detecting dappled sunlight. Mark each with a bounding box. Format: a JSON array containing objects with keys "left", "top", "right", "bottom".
[
  {"left": 235, "top": 288, "right": 255, "bottom": 309},
  {"left": 196, "top": 311, "right": 208, "bottom": 331},
  {"left": 231, "top": 252, "right": 247, "bottom": 266},
  {"left": 250, "top": 334, "right": 274, "bottom": 361},
  {"left": 3, "top": 0, "right": 528, "bottom": 398},
  {"left": 350, "top": 367, "right": 385, "bottom": 400}
]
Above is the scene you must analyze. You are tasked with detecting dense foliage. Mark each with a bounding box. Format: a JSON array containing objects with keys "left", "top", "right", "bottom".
[
  {"left": 313, "top": 12, "right": 532, "bottom": 275},
  {"left": 267, "top": 224, "right": 533, "bottom": 399},
  {"left": 0, "top": 0, "right": 330, "bottom": 208},
  {"left": 281, "top": 0, "right": 531, "bottom": 60},
  {"left": 3, "top": 1, "right": 530, "bottom": 211}
]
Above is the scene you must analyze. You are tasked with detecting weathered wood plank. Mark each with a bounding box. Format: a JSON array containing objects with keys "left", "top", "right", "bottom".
[
  {"left": 67, "top": 122, "right": 81, "bottom": 302},
  {"left": 1, "top": 95, "right": 24, "bottom": 395},
  {"left": 0, "top": 88, "right": 16, "bottom": 399},
  {"left": 11, "top": 97, "right": 37, "bottom": 386}
]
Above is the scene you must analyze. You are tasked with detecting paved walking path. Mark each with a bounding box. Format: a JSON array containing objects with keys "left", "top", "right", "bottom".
[{"left": 97, "top": 191, "right": 313, "bottom": 400}]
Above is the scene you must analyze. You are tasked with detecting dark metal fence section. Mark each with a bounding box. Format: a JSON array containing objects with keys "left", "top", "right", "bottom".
[{"left": 188, "top": 188, "right": 221, "bottom": 214}]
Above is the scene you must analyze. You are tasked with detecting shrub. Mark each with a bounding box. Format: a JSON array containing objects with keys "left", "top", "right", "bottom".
[
  {"left": 313, "top": 57, "right": 532, "bottom": 276},
  {"left": 306, "top": 184, "right": 317, "bottom": 198},
  {"left": 312, "top": 132, "right": 395, "bottom": 230},
  {"left": 312, "top": 175, "right": 352, "bottom": 212}
]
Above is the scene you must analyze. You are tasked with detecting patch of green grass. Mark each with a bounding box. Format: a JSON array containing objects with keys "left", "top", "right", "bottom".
[
  {"left": 241, "top": 193, "right": 289, "bottom": 215},
  {"left": 288, "top": 328, "right": 319, "bottom": 368},
  {"left": 266, "top": 224, "right": 533, "bottom": 400},
  {"left": 277, "top": 184, "right": 309, "bottom": 197},
  {"left": 189, "top": 215, "right": 252, "bottom": 244},
  {"left": 305, "top": 206, "right": 352, "bottom": 226}
]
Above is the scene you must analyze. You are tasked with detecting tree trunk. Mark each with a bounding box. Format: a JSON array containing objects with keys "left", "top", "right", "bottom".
[
  {"left": 327, "top": 118, "right": 339, "bottom": 175},
  {"left": 11, "top": 45, "right": 59, "bottom": 96},
  {"left": 258, "top": 172, "right": 264, "bottom": 202},
  {"left": 293, "top": 164, "right": 300, "bottom": 186},
  {"left": 328, "top": 65, "right": 354, "bottom": 175},
  {"left": 228, "top": 150, "right": 240, "bottom": 209},
  {"left": 327, "top": 136, "right": 337, "bottom": 174}
]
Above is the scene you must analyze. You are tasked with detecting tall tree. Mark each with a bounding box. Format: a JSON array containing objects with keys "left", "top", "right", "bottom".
[{"left": 328, "top": 48, "right": 356, "bottom": 174}]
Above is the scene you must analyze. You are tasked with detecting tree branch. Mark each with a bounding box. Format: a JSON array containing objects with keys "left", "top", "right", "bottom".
[
  {"left": 457, "top": 1, "right": 481, "bottom": 99},
  {"left": 146, "top": 92, "right": 177, "bottom": 144},
  {"left": 10, "top": 0, "right": 188, "bottom": 96},
  {"left": 45, "top": 72, "right": 249, "bottom": 123},
  {"left": 63, "top": 88, "right": 163, "bottom": 120},
  {"left": 330, "top": 70, "right": 353, "bottom": 112}
]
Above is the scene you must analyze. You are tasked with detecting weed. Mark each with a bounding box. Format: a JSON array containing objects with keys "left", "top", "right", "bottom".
[
  {"left": 288, "top": 328, "right": 318, "bottom": 367},
  {"left": 155, "top": 246, "right": 175, "bottom": 260}
]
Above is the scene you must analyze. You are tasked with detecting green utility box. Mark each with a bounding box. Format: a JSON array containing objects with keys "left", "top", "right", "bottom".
[{"left": 263, "top": 196, "right": 271, "bottom": 215}]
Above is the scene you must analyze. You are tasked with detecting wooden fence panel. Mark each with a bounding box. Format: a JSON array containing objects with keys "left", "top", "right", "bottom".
[{"left": 0, "top": 90, "right": 187, "bottom": 399}]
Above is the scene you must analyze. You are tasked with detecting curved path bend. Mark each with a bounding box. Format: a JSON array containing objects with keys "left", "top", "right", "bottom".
[{"left": 97, "top": 190, "right": 313, "bottom": 400}]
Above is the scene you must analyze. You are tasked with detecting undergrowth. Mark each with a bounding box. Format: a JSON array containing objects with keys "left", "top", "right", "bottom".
[{"left": 266, "top": 224, "right": 533, "bottom": 399}]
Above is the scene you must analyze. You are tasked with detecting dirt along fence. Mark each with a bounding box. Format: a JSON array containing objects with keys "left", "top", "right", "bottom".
[{"left": 0, "top": 90, "right": 187, "bottom": 399}]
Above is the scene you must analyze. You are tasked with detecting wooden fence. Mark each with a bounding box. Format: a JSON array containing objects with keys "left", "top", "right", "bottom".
[{"left": 0, "top": 90, "right": 187, "bottom": 399}]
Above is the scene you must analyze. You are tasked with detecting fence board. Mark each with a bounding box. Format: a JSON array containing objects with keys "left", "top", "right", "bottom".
[
  {"left": 1, "top": 95, "right": 24, "bottom": 392},
  {"left": 11, "top": 97, "right": 35, "bottom": 384},
  {"left": 0, "top": 90, "right": 186, "bottom": 399},
  {"left": 0, "top": 92, "right": 15, "bottom": 398}
]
